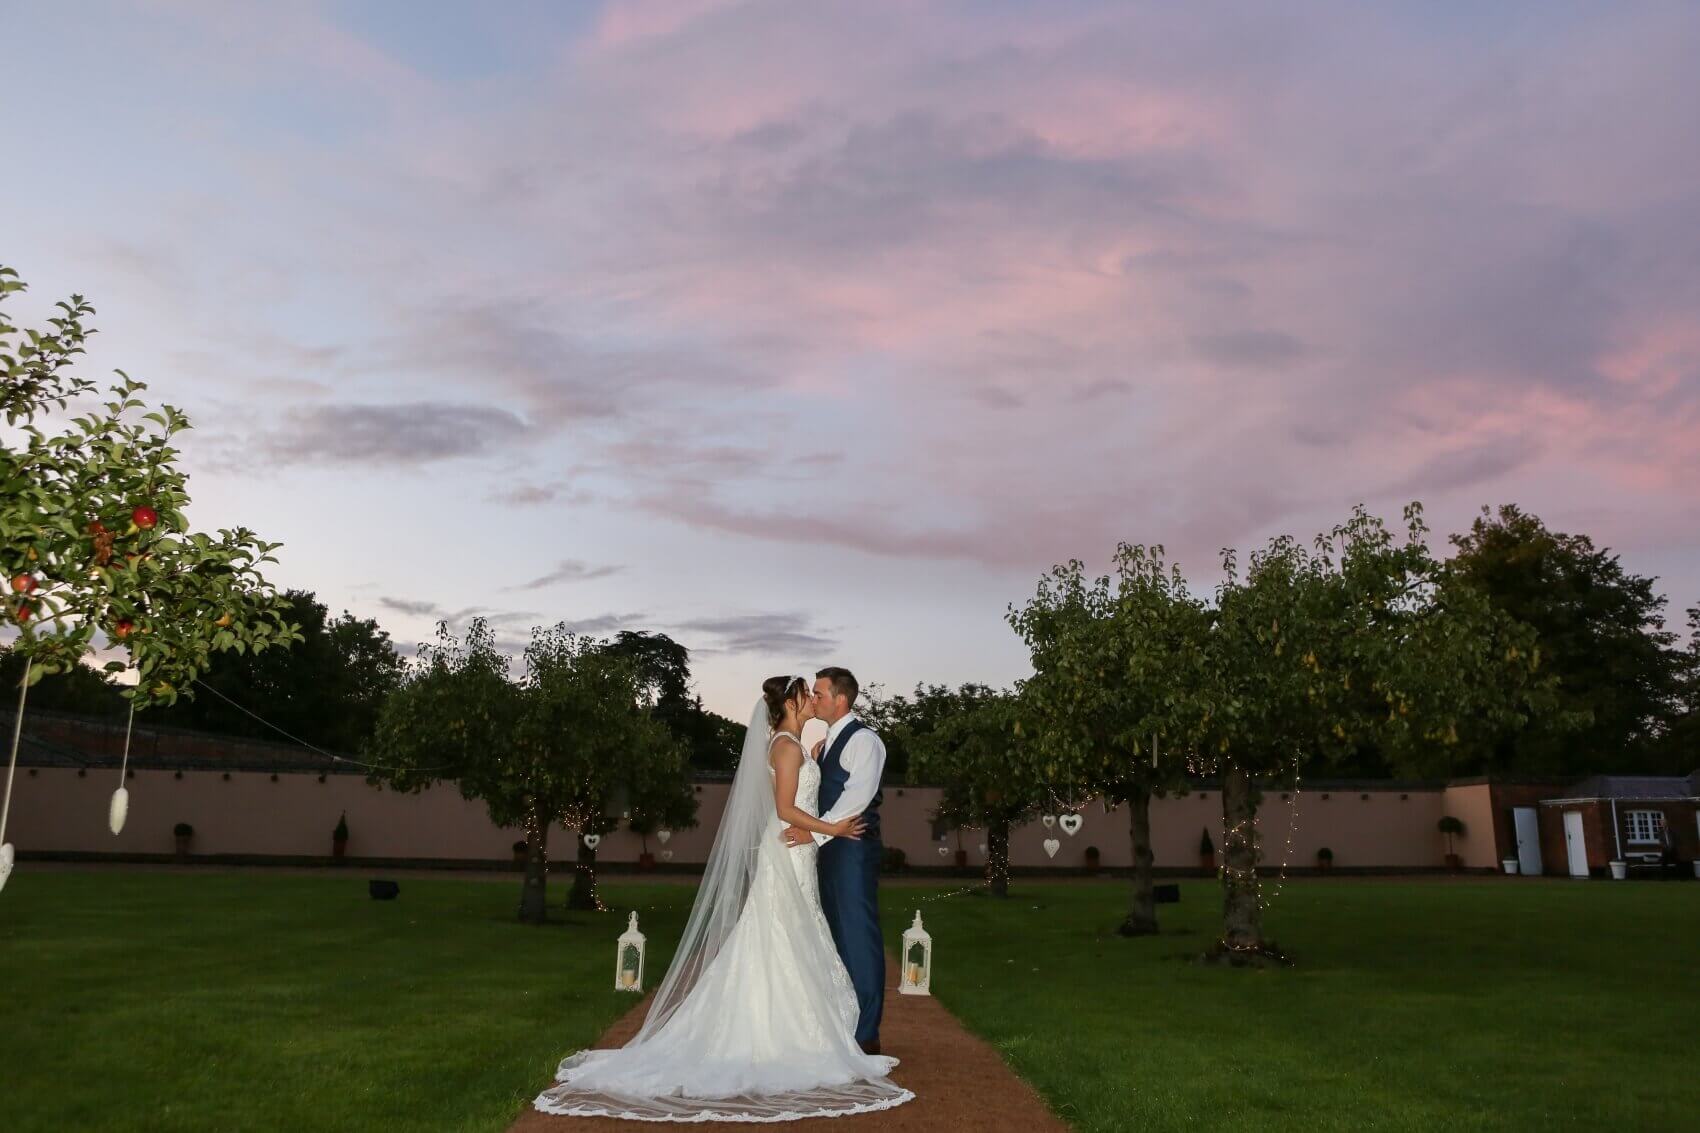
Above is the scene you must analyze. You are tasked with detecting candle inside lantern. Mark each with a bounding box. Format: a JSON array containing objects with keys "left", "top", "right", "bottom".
[
  {"left": 615, "top": 912, "right": 646, "bottom": 992},
  {"left": 899, "top": 910, "right": 932, "bottom": 996}
]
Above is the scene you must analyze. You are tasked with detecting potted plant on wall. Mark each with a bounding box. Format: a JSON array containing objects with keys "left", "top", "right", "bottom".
[
  {"left": 1084, "top": 844, "right": 1101, "bottom": 874},
  {"left": 1316, "top": 846, "right": 1333, "bottom": 872},
  {"left": 173, "top": 822, "right": 193, "bottom": 861},
  {"left": 332, "top": 812, "right": 349, "bottom": 861},
  {"left": 1198, "top": 827, "right": 1216, "bottom": 872},
  {"left": 1438, "top": 815, "right": 1465, "bottom": 871}
]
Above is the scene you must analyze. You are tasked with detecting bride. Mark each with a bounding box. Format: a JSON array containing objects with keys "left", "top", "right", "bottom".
[{"left": 533, "top": 675, "right": 915, "bottom": 1122}]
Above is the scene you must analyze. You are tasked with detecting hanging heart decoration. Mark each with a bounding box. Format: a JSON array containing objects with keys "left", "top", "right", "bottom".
[
  {"left": 0, "top": 842, "right": 14, "bottom": 892},
  {"left": 582, "top": 833, "right": 602, "bottom": 850},
  {"left": 1041, "top": 814, "right": 1057, "bottom": 830},
  {"left": 1059, "top": 814, "right": 1083, "bottom": 837},
  {"left": 109, "top": 786, "right": 130, "bottom": 835},
  {"left": 1042, "top": 837, "right": 1060, "bottom": 859},
  {"left": 978, "top": 843, "right": 988, "bottom": 855},
  {"left": 660, "top": 849, "right": 673, "bottom": 862},
  {"left": 656, "top": 830, "right": 672, "bottom": 845},
  {"left": 937, "top": 845, "right": 950, "bottom": 857}
]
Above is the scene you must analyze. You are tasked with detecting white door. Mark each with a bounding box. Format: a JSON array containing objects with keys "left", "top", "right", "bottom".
[
  {"left": 1513, "top": 808, "right": 1543, "bottom": 875},
  {"left": 1563, "top": 811, "right": 1589, "bottom": 878}
]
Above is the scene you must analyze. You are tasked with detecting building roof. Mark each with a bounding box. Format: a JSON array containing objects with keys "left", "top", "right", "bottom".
[
  {"left": 3, "top": 707, "right": 350, "bottom": 774},
  {"left": 1562, "top": 773, "right": 1700, "bottom": 800}
]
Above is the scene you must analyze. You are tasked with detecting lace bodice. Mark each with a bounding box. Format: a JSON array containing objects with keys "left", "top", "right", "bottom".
[{"left": 768, "top": 730, "right": 821, "bottom": 817}]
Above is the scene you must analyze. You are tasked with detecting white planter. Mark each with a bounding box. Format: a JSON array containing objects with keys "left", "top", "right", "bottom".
[
  {"left": 1609, "top": 860, "right": 1628, "bottom": 880},
  {"left": 1693, "top": 861, "right": 1700, "bottom": 879},
  {"left": 1501, "top": 858, "right": 1519, "bottom": 875}
]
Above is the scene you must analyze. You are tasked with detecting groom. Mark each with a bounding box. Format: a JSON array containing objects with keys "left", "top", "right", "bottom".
[{"left": 781, "top": 667, "right": 887, "bottom": 1055}]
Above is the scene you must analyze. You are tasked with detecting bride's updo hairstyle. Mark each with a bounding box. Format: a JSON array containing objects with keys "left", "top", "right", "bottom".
[{"left": 762, "top": 675, "right": 805, "bottom": 730}]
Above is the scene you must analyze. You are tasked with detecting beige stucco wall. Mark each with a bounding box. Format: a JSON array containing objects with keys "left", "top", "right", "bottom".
[
  {"left": 9, "top": 767, "right": 1460, "bottom": 870},
  {"left": 1438, "top": 781, "right": 1500, "bottom": 868}
]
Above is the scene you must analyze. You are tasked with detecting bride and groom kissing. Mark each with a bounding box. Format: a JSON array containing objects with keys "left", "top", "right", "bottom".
[{"left": 534, "top": 668, "right": 915, "bottom": 1122}]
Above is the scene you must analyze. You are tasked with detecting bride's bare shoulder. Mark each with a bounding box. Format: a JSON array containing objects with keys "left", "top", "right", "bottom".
[{"left": 768, "top": 733, "right": 803, "bottom": 767}]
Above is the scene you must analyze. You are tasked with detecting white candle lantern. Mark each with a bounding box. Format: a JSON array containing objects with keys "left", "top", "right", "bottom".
[
  {"left": 615, "top": 911, "right": 646, "bottom": 992},
  {"left": 899, "top": 910, "right": 932, "bottom": 996}
]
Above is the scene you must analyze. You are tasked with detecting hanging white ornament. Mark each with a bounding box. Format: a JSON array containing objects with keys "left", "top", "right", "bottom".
[
  {"left": 937, "top": 845, "right": 950, "bottom": 857},
  {"left": 1, "top": 659, "right": 34, "bottom": 897},
  {"left": 109, "top": 700, "right": 136, "bottom": 836},
  {"left": 660, "top": 849, "right": 674, "bottom": 862},
  {"left": 1040, "top": 814, "right": 1057, "bottom": 830},
  {"left": 1059, "top": 814, "right": 1083, "bottom": 837},
  {"left": 1042, "top": 837, "right": 1060, "bottom": 859},
  {"left": 656, "top": 829, "right": 672, "bottom": 845},
  {"left": 582, "top": 833, "right": 602, "bottom": 850},
  {"left": 978, "top": 842, "right": 988, "bottom": 855}
]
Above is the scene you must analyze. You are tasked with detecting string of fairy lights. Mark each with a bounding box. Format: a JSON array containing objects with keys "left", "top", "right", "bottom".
[{"left": 189, "top": 678, "right": 453, "bottom": 772}]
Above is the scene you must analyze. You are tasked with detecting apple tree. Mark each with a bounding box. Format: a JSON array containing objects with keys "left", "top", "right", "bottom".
[
  {"left": 903, "top": 685, "right": 1049, "bottom": 898},
  {"left": 1009, "top": 545, "right": 1205, "bottom": 934},
  {"left": 1186, "top": 505, "right": 1546, "bottom": 964},
  {"left": 1, "top": 266, "right": 299, "bottom": 891},
  {"left": 369, "top": 618, "right": 685, "bottom": 923}
]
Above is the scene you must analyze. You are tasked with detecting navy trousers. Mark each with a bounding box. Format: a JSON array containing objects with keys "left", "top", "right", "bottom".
[{"left": 817, "top": 835, "right": 884, "bottom": 1046}]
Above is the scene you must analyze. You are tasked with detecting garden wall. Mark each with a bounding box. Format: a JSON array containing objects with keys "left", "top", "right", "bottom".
[{"left": 10, "top": 766, "right": 1471, "bottom": 871}]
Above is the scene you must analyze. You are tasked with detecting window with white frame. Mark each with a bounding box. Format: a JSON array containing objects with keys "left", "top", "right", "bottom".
[{"left": 1625, "top": 809, "right": 1665, "bottom": 844}]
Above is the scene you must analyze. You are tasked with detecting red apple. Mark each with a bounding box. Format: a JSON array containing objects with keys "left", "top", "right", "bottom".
[
  {"left": 9, "top": 574, "right": 34, "bottom": 594},
  {"left": 132, "top": 505, "right": 159, "bottom": 530},
  {"left": 113, "top": 619, "right": 135, "bottom": 639},
  {"left": 15, "top": 603, "right": 33, "bottom": 622}
]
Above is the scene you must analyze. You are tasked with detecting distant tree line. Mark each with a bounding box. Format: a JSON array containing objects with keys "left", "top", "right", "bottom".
[{"left": 3, "top": 601, "right": 743, "bottom": 772}]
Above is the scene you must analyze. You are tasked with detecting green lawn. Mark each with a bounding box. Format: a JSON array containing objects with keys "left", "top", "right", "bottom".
[
  {"left": 2, "top": 870, "right": 1696, "bottom": 1132},
  {"left": 0, "top": 871, "right": 695, "bottom": 1133},
  {"left": 887, "top": 878, "right": 1700, "bottom": 1132}
]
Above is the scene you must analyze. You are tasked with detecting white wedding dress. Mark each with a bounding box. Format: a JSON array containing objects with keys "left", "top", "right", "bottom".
[{"left": 533, "top": 710, "right": 914, "bottom": 1123}]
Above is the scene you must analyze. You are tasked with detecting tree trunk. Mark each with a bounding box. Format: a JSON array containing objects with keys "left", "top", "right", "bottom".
[
  {"left": 986, "top": 817, "right": 1011, "bottom": 898},
  {"left": 1219, "top": 765, "right": 1262, "bottom": 952},
  {"left": 568, "top": 833, "right": 601, "bottom": 911},
  {"left": 1119, "top": 786, "right": 1159, "bottom": 936},
  {"left": 518, "top": 812, "right": 549, "bottom": 925}
]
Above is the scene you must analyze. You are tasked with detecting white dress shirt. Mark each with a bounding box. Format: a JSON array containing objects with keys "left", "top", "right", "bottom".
[{"left": 812, "top": 712, "right": 887, "bottom": 845}]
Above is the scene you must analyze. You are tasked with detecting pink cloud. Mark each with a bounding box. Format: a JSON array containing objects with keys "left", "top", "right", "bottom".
[{"left": 591, "top": 0, "right": 749, "bottom": 49}]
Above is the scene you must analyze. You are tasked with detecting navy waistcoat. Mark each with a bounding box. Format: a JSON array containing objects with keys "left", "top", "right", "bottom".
[{"left": 818, "top": 718, "right": 882, "bottom": 840}]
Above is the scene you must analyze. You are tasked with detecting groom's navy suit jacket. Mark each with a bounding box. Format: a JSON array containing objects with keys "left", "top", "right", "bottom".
[{"left": 817, "top": 718, "right": 885, "bottom": 1045}]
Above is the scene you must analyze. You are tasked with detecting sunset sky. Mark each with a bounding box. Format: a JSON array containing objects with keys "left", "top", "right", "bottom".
[{"left": 5, "top": 1, "right": 1698, "bottom": 719}]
